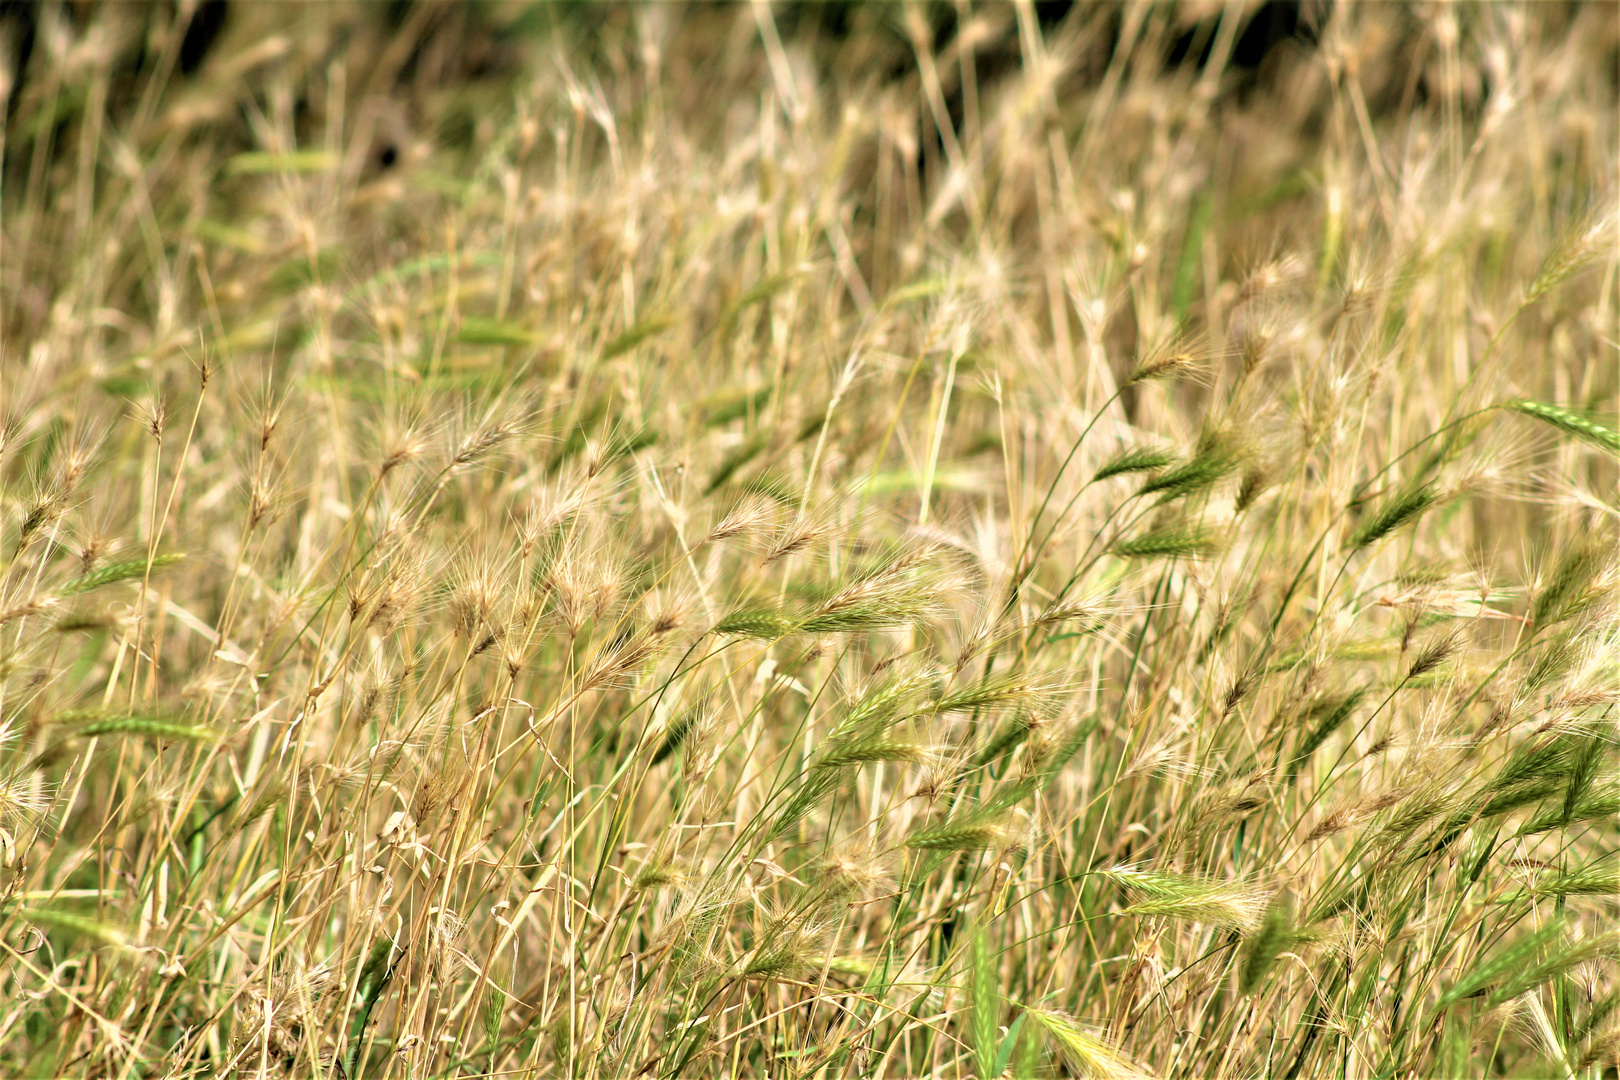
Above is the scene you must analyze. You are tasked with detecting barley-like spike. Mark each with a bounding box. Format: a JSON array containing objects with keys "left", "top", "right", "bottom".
[
  {"left": 1034, "top": 716, "right": 1099, "bottom": 786},
  {"left": 742, "top": 947, "right": 810, "bottom": 981},
  {"left": 1490, "top": 726, "right": 1604, "bottom": 795},
  {"left": 1137, "top": 451, "right": 1239, "bottom": 502},
  {"left": 16, "top": 908, "right": 129, "bottom": 949},
  {"left": 9, "top": 20, "right": 1615, "bottom": 1078},
  {"left": 766, "top": 772, "right": 843, "bottom": 843},
  {"left": 928, "top": 672, "right": 1034, "bottom": 715},
  {"left": 601, "top": 314, "right": 677, "bottom": 360},
  {"left": 705, "top": 434, "right": 768, "bottom": 493},
  {"left": 813, "top": 737, "right": 930, "bottom": 769},
  {"left": 74, "top": 717, "right": 221, "bottom": 742},
  {"left": 1111, "top": 525, "right": 1220, "bottom": 560},
  {"left": 1528, "top": 857, "right": 1620, "bottom": 898},
  {"left": 1560, "top": 734, "right": 1605, "bottom": 828},
  {"left": 1530, "top": 535, "right": 1614, "bottom": 626},
  {"left": 1127, "top": 349, "right": 1200, "bottom": 385},
  {"left": 1092, "top": 446, "right": 1177, "bottom": 484},
  {"left": 826, "top": 669, "right": 934, "bottom": 742},
  {"left": 635, "top": 860, "right": 686, "bottom": 891},
  {"left": 1574, "top": 988, "right": 1620, "bottom": 1053},
  {"left": 712, "top": 606, "right": 799, "bottom": 640},
  {"left": 1450, "top": 922, "right": 1620, "bottom": 1009},
  {"left": 1523, "top": 632, "right": 1584, "bottom": 695},
  {"left": 650, "top": 701, "right": 707, "bottom": 766},
  {"left": 1522, "top": 216, "right": 1608, "bottom": 305},
  {"left": 1505, "top": 399, "right": 1620, "bottom": 458},
  {"left": 700, "top": 385, "right": 773, "bottom": 429},
  {"left": 1519, "top": 787, "right": 1620, "bottom": 836},
  {"left": 1405, "top": 633, "right": 1460, "bottom": 681},
  {"left": 1349, "top": 484, "right": 1438, "bottom": 550},
  {"left": 734, "top": 472, "right": 804, "bottom": 508},
  {"left": 981, "top": 777, "right": 1040, "bottom": 815},
  {"left": 1101, "top": 866, "right": 1267, "bottom": 931},
  {"left": 798, "top": 588, "right": 935, "bottom": 634},
  {"left": 969, "top": 924, "right": 1000, "bottom": 1080},
  {"left": 1025, "top": 1008, "right": 1152, "bottom": 1080},
  {"left": 1234, "top": 466, "right": 1271, "bottom": 512},
  {"left": 977, "top": 714, "right": 1034, "bottom": 766},
  {"left": 905, "top": 811, "right": 1013, "bottom": 852},
  {"left": 61, "top": 553, "right": 184, "bottom": 595},
  {"left": 1288, "top": 688, "right": 1368, "bottom": 776},
  {"left": 1239, "top": 903, "right": 1297, "bottom": 995},
  {"left": 0, "top": 595, "right": 57, "bottom": 625},
  {"left": 232, "top": 782, "right": 289, "bottom": 829},
  {"left": 1439, "top": 918, "right": 1568, "bottom": 1006}
]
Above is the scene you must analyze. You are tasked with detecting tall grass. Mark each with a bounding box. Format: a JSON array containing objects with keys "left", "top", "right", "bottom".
[{"left": 0, "top": 3, "right": 1615, "bottom": 1077}]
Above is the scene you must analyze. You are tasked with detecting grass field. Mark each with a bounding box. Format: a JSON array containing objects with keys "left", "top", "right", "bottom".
[{"left": 0, "top": 2, "right": 1616, "bottom": 1077}]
